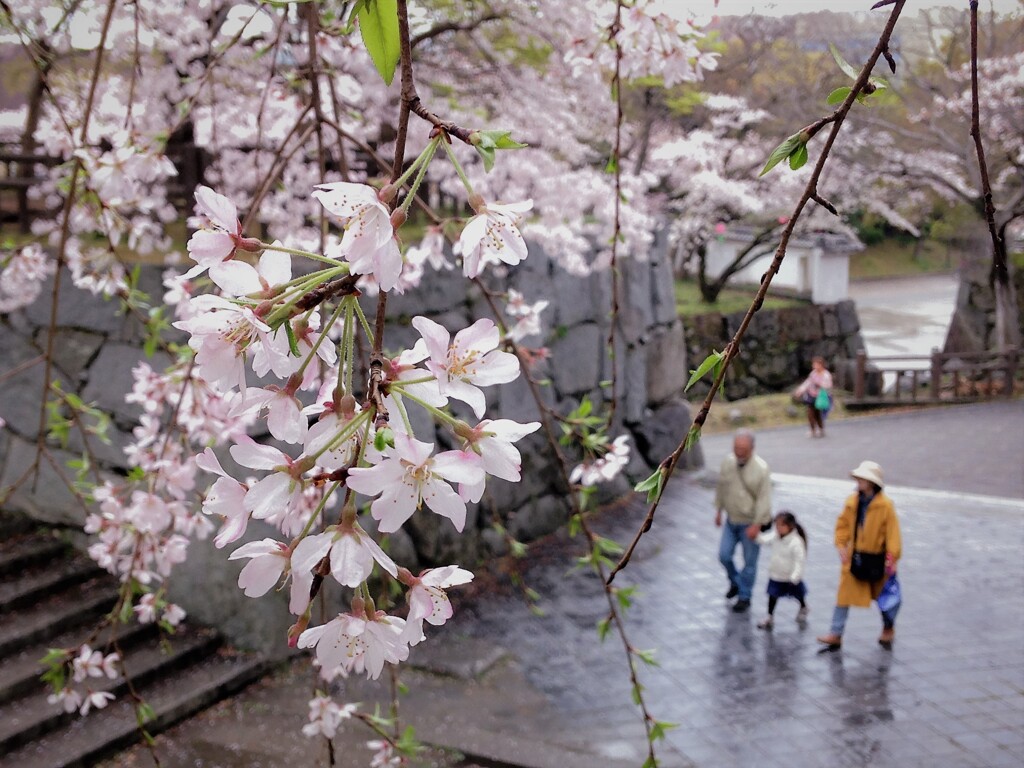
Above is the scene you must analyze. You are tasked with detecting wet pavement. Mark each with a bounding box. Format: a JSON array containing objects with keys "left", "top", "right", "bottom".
[
  {"left": 848, "top": 274, "right": 958, "bottom": 361},
  {"left": 108, "top": 400, "right": 1024, "bottom": 768}
]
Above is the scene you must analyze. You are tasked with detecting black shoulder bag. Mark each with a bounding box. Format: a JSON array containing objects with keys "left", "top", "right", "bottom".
[{"left": 849, "top": 509, "right": 885, "bottom": 582}]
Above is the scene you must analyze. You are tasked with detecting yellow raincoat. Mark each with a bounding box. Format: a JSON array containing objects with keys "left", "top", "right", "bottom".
[{"left": 834, "top": 491, "right": 901, "bottom": 607}]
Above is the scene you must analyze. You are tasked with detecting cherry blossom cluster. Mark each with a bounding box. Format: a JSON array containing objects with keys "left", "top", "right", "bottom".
[
  {"left": 565, "top": 0, "right": 717, "bottom": 89},
  {"left": 45, "top": 644, "right": 119, "bottom": 717},
  {"left": 161, "top": 182, "right": 542, "bottom": 684},
  {"left": 0, "top": 243, "right": 54, "bottom": 313}
]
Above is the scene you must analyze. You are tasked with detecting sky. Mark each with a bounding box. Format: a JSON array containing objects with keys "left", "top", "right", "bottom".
[{"left": 661, "top": 0, "right": 1023, "bottom": 19}]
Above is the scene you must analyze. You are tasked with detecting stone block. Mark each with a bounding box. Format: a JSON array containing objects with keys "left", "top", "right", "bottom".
[
  {"left": 549, "top": 322, "right": 602, "bottom": 396},
  {"left": 835, "top": 300, "right": 860, "bottom": 336},
  {"left": 631, "top": 399, "right": 703, "bottom": 471},
  {"left": 821, "top": 306, "right": 840, "bottom": 337},
  {"left": 165, "top": 519, "right": 295, "bottom": 657},
  {"left": 386, "top": 262, "right": 471, "bottom": 318},
  {"left": 0, "top": 431, "right": 99, "bottom": 527},
  {"left": 0, "top": 329, "right": 48, "bottom": 437},
  {"left": 776, "top": 305, "right": 823, "bottom": 343},
  {"left": 32, "top": 328, "right": 106, "bottom": 383},
  {"left": 24, "top": 270, "right": 135, "bottom": 335},
  {"left": 645, "top": 321, "right": 688, "bottom": 406},
  {"left": 81, "top": 343, "right": 173, "bottom": 425},
  {"left": 508, "top": 494, "right": 570, "bottom": 541}
]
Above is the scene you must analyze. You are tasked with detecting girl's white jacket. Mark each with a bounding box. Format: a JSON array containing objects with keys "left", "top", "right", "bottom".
[{"left": 756, "top": 529, "right": 806, "bottom": 583}]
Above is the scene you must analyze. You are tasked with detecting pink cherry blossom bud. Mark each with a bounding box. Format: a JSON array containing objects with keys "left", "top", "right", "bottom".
[
  {"left": 288, "top": 614, "right": 310, "bottom": 647},
  {"left": 397, "top": 567, "right": 415, "bottom": 586},
  {"left": 468, "top": 193, "right": 485, "bottom": 213},
  {"left": 339, "top": 394, "right": 357, "bottom": 419},
  {"left": 351, "top": 595, "right": 365, "bottom": 615},
  {"left": 378, "top": 183, "right": 398, "bottom": 204},
  {"left": 390, "top": 209, "right": 407, "bottom": 229}
]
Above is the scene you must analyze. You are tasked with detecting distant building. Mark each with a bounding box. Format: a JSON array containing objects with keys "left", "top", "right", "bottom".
[{"left": 703, "top": 225, "right": 863, "bottom": 304}]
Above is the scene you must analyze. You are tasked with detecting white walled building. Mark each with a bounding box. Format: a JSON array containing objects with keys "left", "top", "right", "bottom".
[{"left": 703, "top": 226, "right": 862, "bottom": 304}]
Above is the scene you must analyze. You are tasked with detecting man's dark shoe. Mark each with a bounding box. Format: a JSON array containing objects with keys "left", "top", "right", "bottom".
[
  {"left": 725, "top": 584, "right": 739, "bottom": 599},
  {"left": 732, "top": 599, "right": 751, "bottom": 613}
]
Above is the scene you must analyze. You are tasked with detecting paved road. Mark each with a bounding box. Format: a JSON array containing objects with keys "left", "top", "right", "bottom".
[
  {"left": 110, "top": 401, "right": 1024, "bottom": 768},
  {"left": 698, "top": 399, "right": 1024, "bottom": 499},
  {"left": 849, "top": 274, "right": 959, "bottom": 360}
]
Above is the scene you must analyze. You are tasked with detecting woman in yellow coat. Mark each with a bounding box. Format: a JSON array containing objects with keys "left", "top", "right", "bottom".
[{"left": 817, "top": 460, "right": 902, "bottom": 649}]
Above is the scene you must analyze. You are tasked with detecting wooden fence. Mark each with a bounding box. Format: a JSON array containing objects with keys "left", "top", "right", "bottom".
[{"left": 848, "top": 347, "right": 1020, "bottom": 407}]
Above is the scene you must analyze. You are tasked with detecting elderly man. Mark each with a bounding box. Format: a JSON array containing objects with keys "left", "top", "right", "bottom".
[{"left": 715, "top": 429, "right": 772, "bottom": 613}]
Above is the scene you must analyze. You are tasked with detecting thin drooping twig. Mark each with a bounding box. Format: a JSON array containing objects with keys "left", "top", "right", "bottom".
[
  {"left": 602, "top": 1, "right": 624, "bottom": 431},
  {"left": 31, "top": 0, "right": 119, "bottom": 486},
  {"left": 967, "top": 0, "right": 1011, "bottom": 350},
  {"left": 474, "top": 282, "right": 662, "bottom": 760},
  {"left": 607, "top": 0, "right": 909, "bottom": 584}
]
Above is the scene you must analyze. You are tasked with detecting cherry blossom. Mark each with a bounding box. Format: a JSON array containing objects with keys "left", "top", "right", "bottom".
[
  {"left": 456, "top": 418, "right": 541, "bottom": 503},
  {"left": 570, "top": 434, "right": 632, "bottom": 486},
  {"left": 412, "top": 316, "right": 520, "bottom": 418},
  {"left": 290, "top": 522, "right": 398, "bottom": 590},
  {"left": 47, "top": 688, "right": 83, "bottom": 714},
  {"left": 346, "top": 433, "right": 485, "bottom": 533},
  {"left": 230, "top": 437, "right": 311, "bottom": 523},
  {"left": 297, "top": 610, "right": 411, "bottom": 680},
  {"left": 79, "top": 690, "right": 116, "bottom": 716},
  {"left": 184, "top": 186, "right": 262, "bottom": 291},
  {"left": 228, "top": 538, "right": 310, "bottom": 615},
  {"left": 71, "top": 645, "right": 120, "bottom": 683},
  {"left": 302, "top": 694, "right": 356, "bottom": 739},
  {"left": 195, "top": 448, "right": 251, "bottom": 548},
  {"left": 313, "top": 182, "right": 401, "bottom": 291},
  {"left": 458, "top": 198, "right": 532, "bottom": 278},
  {"left": 174, "top": 296, "right": 278, "bottom": 393},
  {"left": 400, "top": 565, "right": 474, "bottom": 644}
]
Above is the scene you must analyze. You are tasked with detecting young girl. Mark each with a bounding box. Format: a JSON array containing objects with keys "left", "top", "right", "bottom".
[{"left": 756, "top": 511, "right": 808, "bottom": 629}]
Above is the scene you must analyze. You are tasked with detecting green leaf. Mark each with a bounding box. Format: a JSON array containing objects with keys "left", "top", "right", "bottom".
[
  {"left": 596, "top": 616, "right": 612, "bottom": 641},
  {"left": 474, "top": 145, "right": 496, "bottom": 173},
  {"left": 136, "top": 702, "right": 156, "bottom": 725},
  {"left": 358, "top": 0, "right": 400, "bottom": 86},
  {"left": 829, "top": 43, "right": 860, "bottom": 81},
  {"left": 374, "top": 426, "right": 394, "bottom": 452},
  {"left": 826, "top": 86, "right": 852, "bottom": 106},
  {"left": 788, "top": 142, "right": 809, "bottom": 171},
  {"left": 284, "top": 322, "right": 300, "bottom": 357},
  {"left": 683, "top": 425, "right": 702, "bottom": 452},
  {"left": 685, "top": 350, "right": 725, "bottom": 392},
  {"left": 604, "top": 155, "right": 618, "bottom": 174},
  {"left": 758, "top": 134, "right": 802, "bottom": 177},
  {"left": 631, "top": 683, "right": 644, "bottom": 706},
  {"left": 635, "top": 648, "right": 659, "bottom": 667},
  {"left": 650, "top": 720, "right": 679, "bottom": 742},
  {"left": 642, "top": 757, "right": 658, "bottom": 768},
  {"left": 633, "top": 468, "right": 664, "bottom": 503}
]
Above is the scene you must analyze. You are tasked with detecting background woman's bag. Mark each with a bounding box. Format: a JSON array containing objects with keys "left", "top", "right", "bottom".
[
  {"left": 876, "top": 574, "right": 901, "bottom": 612},
  {"left": 814, "top": 388, "right": 830, "bottom": 411}
]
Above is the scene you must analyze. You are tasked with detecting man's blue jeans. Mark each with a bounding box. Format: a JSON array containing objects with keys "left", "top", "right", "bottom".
[{"left": 719, "top": 521, "right": 760, "bottom": 601}]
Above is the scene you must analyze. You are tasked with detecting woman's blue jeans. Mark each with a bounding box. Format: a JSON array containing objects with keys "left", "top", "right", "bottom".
[
  {"left": 719, "top": 521, "right": 760, "bottom": 601},
  {"left": 829, "top": 602, "right": 900, "bottom": 636}
]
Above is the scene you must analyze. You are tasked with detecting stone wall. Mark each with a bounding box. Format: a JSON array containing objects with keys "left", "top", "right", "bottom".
[
  {"left": 0, "top": 247, "right": 702, "bottom": 653},
  {"left": 683, "top": 300, "right": 867, "bottom": 399}
]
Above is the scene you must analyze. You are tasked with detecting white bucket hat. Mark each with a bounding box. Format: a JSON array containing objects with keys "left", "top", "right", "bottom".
[{"left": 850, "top": 460, "right": 884, "bottom": 488}]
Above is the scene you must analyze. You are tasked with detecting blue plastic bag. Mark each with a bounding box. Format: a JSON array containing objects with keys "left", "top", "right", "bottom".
[{"left": 876, "top": 575, "right": 901, "bottom": 612}]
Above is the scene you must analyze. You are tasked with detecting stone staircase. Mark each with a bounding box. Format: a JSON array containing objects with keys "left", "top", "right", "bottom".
[{"left": 0, "top": 522, "right": 266, "bottom": 768}]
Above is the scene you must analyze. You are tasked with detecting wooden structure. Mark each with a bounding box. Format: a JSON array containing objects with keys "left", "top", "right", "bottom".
[
  {"left": 0, "top": 149, "right": 62, "bottom": 232},
  {"left": 848, "top": 347, "right": 1020, "bottom": 407}
]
